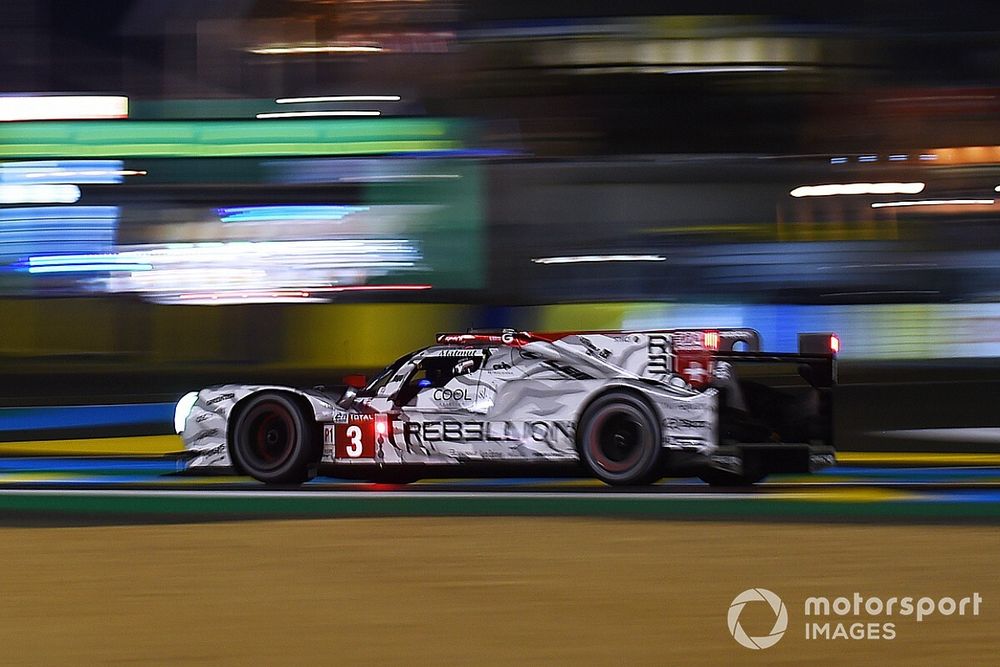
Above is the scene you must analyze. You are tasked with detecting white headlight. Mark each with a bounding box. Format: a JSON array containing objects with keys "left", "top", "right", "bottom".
[{"left": 174, "top": 391, "right": 199, "bottom": 434}]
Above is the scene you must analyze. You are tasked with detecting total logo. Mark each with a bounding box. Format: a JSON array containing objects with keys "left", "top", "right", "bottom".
[{"left": 728, "top": 589, "right": 788, "bottom": 650}]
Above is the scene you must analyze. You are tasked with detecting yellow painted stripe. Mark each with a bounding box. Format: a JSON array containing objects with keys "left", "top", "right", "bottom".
[
  {"left": 782, "top": 487, "right": 912, "bottom": 502},
  {"left": 160, "top": 476, "right": 249, "bottom": 485},
  {"left": 838, "top": 452, "right": 1000, "bottom": 466},
  {"left": 0, "top": 472, "right": 80, "bottom": 482},
  {"left": 0, "top": 435, "right": 183, "bottom": 456}
]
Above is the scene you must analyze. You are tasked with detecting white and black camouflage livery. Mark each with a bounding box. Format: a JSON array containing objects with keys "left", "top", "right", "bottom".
[{"left": 175, "top": 328, "right": 837, "bottom": 486}]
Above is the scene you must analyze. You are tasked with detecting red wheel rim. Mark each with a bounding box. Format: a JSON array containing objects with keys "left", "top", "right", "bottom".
[
  {"left": 242, "top": 402, "right": 297, "bottom": 471},
  {"left": 587, "top": 406, "right": 647, "bottom": 474}
]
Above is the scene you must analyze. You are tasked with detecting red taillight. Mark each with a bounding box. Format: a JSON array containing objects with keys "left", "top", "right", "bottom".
[
  {"left": 375, "top": 414, "right": 389, "bottom": 436},
  {"left": 829, "top": 334, "right": 840, "bottom": 355},
  {"left": 703, "top": 330, "right": 720, "bottom": 351}
]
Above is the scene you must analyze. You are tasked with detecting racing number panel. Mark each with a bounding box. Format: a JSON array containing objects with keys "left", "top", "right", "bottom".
[{"left": 324, "top": 415, "right": 380, "bottom": 460}]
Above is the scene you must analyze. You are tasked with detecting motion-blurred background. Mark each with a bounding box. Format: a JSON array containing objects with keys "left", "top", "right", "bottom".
[{"left": 5, "top": 0, "right": 1000, "bottom": 451}]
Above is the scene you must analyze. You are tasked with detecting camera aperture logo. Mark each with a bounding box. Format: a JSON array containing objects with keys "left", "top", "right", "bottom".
[
  {"left": 728, "top": 588, "right": 788, "bottom": 649},
  {"left": 727, "top": 589, "right": 983, "bottom": 649}
]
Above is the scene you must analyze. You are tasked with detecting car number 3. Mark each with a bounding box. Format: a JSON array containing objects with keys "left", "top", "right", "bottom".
[{"left": 345, "top": 425, "right": 363, "bottom": 457}]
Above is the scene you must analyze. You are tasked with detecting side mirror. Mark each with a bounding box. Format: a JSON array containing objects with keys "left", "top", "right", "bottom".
[
  {"left": 343, "top": 374, "right": 367, "bottom": 389},
  {"left": 336, "top": 386, "right": 358, "bottom": 409},
  {"left": 453, "top": 359, "right": 476, "bottom": 376}
]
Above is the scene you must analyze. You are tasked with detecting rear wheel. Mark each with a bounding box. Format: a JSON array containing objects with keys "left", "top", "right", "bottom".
[
  {"left": 231, "top": 393, "right": 318, "bottom": 485},
  {"left": 579, "top": 392, "right": 663, "bottom": 486}
]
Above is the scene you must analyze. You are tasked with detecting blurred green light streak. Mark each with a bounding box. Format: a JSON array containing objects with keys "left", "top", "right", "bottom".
[{"left": 0, "top": 119, "right": 463, "bottom": 158}]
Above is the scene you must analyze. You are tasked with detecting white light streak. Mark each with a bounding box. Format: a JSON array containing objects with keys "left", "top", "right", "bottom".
[
  {"left": 276, "top": 95, "right": 401, "bottom": 104},
  {"left": 790, "top": 182, "right": 925, "bottom": 198},
  {"left": 0, "top": 95, "right": 128, "bottom": 121},
  {"left": 664, "top": 66, "right": 788, "bottom": 75},
  {"left": 0, "top": 160, "right": 143, "bottom": 185},
  {"left": 871, "top": 199, "right": 995, "bottom": 209},
  {"left": 0, "top": 183, "right": 81, "bottom": 204},
  {"left": 249, "top": 45, "right": 382, "bottom": 55},
  {"left": 532, "top": 254, "right": 666, "bottom": 265}
]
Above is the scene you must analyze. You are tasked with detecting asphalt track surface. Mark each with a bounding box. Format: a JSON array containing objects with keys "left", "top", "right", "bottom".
[{"left": 0, "top": 455, "right": 998, "bottom": 524}]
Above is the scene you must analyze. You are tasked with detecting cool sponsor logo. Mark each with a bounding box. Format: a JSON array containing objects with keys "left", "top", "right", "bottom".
[
  {"left": 432, "top": 387, "right": 473, "bottom": 402},
  {"left": 195, "top": 412, "right": 212, "bottom": 423}
]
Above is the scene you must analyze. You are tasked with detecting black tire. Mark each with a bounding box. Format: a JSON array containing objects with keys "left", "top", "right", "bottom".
[
  {"left": 578, "top": 391, "right": 663, "bottom": 486},
  {"left": 230, "top": 393, "right": 318, "bottom": 485},
  {"left": 698, "top": 459, "right": 767, "bottom": 487}
]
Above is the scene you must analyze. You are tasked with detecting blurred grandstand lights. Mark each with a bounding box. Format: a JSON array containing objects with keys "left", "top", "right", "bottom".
[
  {"left": 0, "top": 95, "right": 128, "bottom": 121},
  {"left": 21, "top": 169, "right": 146, "bottom": 180},
  {"left": 216, "top": 205, "right": 370, "bottom": 223},
  {"left": 871, "top": 199, "right": 995, "bottom": 208},
  {"left": 790, "top": 182, "right": 925, "bottom": 198},
  {"left": 0, "top": 184, "right": 80, "bottom": 204},
  {"left": 313, "top": 284, "right": 432, "bottom": 293},
  {"left": 0, "top": 160, "right": 144, "bottom": 185},
  {"left": 532, "top": 254, "right": 666, "bottom": 264}
]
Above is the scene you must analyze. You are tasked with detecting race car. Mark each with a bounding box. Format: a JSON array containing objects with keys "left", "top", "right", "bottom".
[{"left": 174, "top": 327, "right": 837, "bottom": 486}]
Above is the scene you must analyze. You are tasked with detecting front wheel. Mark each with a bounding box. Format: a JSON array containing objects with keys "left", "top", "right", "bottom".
[
  {"left": 230, "top": 393, "right": 318, "bottom": 485},
  {"left": 578, "top": 392, "right": 663, "bottom": 486}
]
